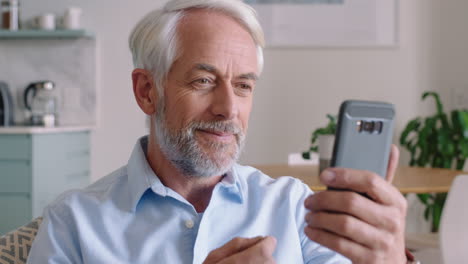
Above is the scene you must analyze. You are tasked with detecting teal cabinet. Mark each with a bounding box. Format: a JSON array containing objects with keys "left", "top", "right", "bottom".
[{"left": 0, "top": 130, "right": 90, "bottom": 235}]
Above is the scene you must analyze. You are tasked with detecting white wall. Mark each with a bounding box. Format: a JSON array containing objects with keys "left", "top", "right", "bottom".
[
  {"left": 242, "top": 0, "right": 450, "bottom": 165},
  {"left": 21, "top": 0, "right": 468, "bottom": 181},
  {"left": 435, "top": 1, "right": 468, "bottom": 112}
]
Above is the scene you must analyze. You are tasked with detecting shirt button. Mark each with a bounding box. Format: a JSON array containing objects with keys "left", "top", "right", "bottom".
[{"left": 185, "top": 219, "right": 194, "bottom": 229}]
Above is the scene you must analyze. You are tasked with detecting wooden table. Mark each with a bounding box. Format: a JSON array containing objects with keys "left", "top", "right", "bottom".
[{"left": 251, "top": 164, "right": 465, "bottom": 194}]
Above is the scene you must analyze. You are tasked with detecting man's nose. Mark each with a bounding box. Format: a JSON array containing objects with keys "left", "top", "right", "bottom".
[{"left": 210, "top": 82, "right": 238, "bottom": 120}]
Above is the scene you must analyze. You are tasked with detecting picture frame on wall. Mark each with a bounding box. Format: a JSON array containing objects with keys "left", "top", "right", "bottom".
[{"left": 246, "top": 0, "right": 398, "bottom": 47}]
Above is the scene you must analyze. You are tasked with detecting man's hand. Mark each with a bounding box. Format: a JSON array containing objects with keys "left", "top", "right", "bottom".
[
  {"left": 304, "top": 145, "right": 407, "bottom": 264},
  {"left": 203, "top": 236, "right": 277, "bottom": 264}
]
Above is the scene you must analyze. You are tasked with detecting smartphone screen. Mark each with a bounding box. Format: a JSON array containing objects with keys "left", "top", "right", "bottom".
[{"left": 330, "top": 100, "right": 395, "bottom": 178}]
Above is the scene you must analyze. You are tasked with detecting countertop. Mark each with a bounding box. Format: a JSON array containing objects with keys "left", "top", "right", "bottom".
[{"left": 0, "top": 125, "right": 94, "bottom": 134}]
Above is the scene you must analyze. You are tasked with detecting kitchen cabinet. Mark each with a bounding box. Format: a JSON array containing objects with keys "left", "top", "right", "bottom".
[{"left": 0, "top": 127, "right": 91, "bottom": 235}]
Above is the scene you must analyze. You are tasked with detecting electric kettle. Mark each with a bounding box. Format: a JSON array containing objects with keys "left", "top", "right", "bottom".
[{"left": 23, "top": 81, "right": 58, "bottom": 126}]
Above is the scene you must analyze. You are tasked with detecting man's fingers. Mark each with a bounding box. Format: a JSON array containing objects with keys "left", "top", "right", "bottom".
[
  {"left": 250, "top": 236, "right": 276, "bottom": 257},
  {"left": 320, "top": 167, "right": 404, "bottom": 207},
  {"left": 220, "top": 236, "right": 277, "bottom": 264},
  {"left": 385, "top": 144, "right": 400, "bottom": 183},
  {"left": 305, "top": 191, "right": 403, "bottom": 232},
  {"left": 236, "top": 236, "right": 276, "bottom": 261},
  {"left": 305, "top": 211, "right": 393, "bottom": 251},
  {"left": 304, "top": 226, "right": 371, "bottom": 264},
  {"left": 203, "top": 236, "right": 265, "bottom": 264}
]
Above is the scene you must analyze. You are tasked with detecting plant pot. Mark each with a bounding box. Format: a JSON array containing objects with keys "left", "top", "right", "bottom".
[{"left": 318, "top": 135, "right": 335, "bottom": 174}]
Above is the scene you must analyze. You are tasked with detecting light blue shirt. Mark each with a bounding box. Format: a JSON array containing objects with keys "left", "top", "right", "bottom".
[{"left": 27, "top": 136, "right": 350, "bottom": 263}]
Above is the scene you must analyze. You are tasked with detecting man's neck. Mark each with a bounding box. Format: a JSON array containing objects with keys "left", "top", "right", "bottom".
[{"left": 146, "top": 135, "right": 223, "bottom": 213}]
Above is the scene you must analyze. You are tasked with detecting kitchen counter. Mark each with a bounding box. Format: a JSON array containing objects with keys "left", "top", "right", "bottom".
[{"left": 0, "top": 125, "right": 94, "bottom": 134}]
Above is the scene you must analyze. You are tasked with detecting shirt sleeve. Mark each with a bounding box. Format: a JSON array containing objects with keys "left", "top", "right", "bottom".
[
  {"left": 292, "top": 179, "right": 352, "bottom": 264},
  {"left": 27, "top": 200, "right": 82, "bottom": 264}
]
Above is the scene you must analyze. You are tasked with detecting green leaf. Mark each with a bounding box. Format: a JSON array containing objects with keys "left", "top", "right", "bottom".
[
  {"left": 302, "top": 152, "right": 310, "bottom": 160},
  {"left": 326, "top": 114, "right": 338, "bottom": 134},
  {"left": 456, "top": 158, "right": 466, "bottom": 170},
  {"left": 423, "top": 91, "right": 452, "bottom": 130},
  {"left": 459, "top": 139, "right": 468, "bottom": 157},
  {"left": 432, "top": 202, "right": 443, "bottom": 233},
  {"left": 437, "top": 131, "right": 455, "bottom": 158},
  {"left": 440, "top": 113, "right": 452, "bottom": 131},
  {"left": 457, "top": 110, "right": 468, "bottom": 139},
  {"left": 424, "top": 206, "right": 432, "bottom": 221},
  {"left": 452, "top": 110, "right": 462, "bottom": 133},
  {"left": 422, "top": 91, "right": 444, "bottom": 117},
  {"left": 435, "top": 192, "right": 447, "bottom": 204},
  {"left": 305, "top": 114, "right": 338, "bottom": 155},
  {"left": 432, "top": 154, "right": 444, "bottom": 168},
  {"left": 400, "top": 118, "right": 421, "bottom": 146},
  {"left": 417, "top": 193, "right": 430, "bottom": 205}
]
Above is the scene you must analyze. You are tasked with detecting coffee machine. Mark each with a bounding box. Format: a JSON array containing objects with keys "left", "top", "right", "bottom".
[
  {"left": 0, "top": 81, "right": 14, "bottom": 126},
  {"left": 23, "top": 81, "right": 57, "bottom": 126}
]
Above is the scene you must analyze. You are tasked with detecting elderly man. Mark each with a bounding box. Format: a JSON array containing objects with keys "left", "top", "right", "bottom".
[{"left": 27, "top": 0, "right": 409, "bottom": 263}]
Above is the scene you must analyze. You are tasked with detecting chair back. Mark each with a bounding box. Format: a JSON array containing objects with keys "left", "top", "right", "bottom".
[
  {"left": 440, "top": 175, "right": 468, "bottom": 264},
  {"left": 0, "top": 217, "right": 43, "bottom": 264}
]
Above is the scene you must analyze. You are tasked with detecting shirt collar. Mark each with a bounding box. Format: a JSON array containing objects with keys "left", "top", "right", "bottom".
[
  {"left": 218, "top": 165, "right": 244, "bottom": 203},
  {"left": 127, "top": 136, "right": 165, "bottom": 212},
  {"left": 126, "top": 136, "right": 244, "bottom": 212}
]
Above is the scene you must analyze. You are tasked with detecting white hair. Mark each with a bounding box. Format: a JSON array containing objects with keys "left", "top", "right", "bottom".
[{"left": 128, "top": 0, "right": 265, "bottom": 97}]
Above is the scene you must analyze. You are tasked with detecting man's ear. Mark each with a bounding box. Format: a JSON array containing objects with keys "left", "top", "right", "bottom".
[{"left": 132, "top": 69, "right": 159, "bottom": 115}]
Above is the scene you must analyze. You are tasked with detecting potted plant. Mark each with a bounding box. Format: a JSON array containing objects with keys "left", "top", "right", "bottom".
[
  {"left": 400, "top": 91, "right": 468, "bottom": 232},
  {"left": 303, "top": 114, "right": 337, "bottom": 173}
]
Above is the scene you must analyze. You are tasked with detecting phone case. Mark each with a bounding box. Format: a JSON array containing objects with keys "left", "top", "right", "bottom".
[{"left": 330, "top": 100, "right": 395, "bottom": 178}]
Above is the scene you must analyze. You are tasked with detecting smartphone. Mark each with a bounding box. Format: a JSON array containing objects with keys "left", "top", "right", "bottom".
[{"left": 330, "top": 100, "right": 395, "bottom": 178}]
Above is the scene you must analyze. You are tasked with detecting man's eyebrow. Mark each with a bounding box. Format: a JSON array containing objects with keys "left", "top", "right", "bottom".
[
  {"left": 194, "top": 63, "right": 216, "bottom": 73},
  {"left": 191, "top": 63, "right": 258, "bottom": 81},
  {"left": 238, "top": 73, "right": 258, "bottom": 81}
]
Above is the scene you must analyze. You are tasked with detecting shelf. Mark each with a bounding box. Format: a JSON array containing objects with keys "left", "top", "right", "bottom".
[
  {"left": 0, "top": 125, "right": 95, "bottom": 134},
  {"left": 0, "top": 29, "right": 94, "bottom": 39}
]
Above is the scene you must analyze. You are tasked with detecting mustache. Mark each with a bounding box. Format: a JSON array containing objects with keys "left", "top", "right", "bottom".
[{"left": 188, "top": 120, "right": 243, "bottom": 135}]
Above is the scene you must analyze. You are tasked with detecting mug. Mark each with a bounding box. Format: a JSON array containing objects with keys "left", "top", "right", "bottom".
[
  {"left": 32, "top": 14, "right": 55, "bottom": 30},
  {"left": 60, "top": 7, "right": 82, "bottom": 30}
]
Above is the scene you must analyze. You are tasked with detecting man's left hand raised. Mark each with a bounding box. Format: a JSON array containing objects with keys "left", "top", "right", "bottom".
[{"left": 304, "top": 145, "right": 407, "bottom": 264}]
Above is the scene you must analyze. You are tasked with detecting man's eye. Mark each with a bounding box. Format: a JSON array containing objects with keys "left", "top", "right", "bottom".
[
  {"left": 237, "top": 83, "right": 253, "bottom": 92},
  {"left": 239, "top": 83, "right": 252, "bottom": 90},
  {"left": 191, "top": 78, "right": 214, "bottom": 89},
  {"left": 197, "top": 78, "right": 211, "bottom": 84}
]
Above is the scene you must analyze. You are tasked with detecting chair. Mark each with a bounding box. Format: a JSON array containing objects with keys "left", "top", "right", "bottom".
[
  {"left": 0, "top": 217, "right": 43, "bottom": 264},
  {"left": 439, "top": 175, "right": 468, "bottom": 263},
  {"left": 409, "top": 174, "right": 468, "bottom": 263}
]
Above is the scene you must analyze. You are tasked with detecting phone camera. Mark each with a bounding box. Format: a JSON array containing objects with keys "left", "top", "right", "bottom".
[
  {"left": 374, "top": 121, "right": 383, "bottom": 133},
  {"left": 363, "top": 121, "right": 374, "bottom": 132},
  {"left": 357, "top": 120, "right": 383, "bottom": 134}
]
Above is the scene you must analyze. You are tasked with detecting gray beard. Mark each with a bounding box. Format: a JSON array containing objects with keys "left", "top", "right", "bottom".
[{"left": 153, "top": 100, "right": 245, "bottom": 178}]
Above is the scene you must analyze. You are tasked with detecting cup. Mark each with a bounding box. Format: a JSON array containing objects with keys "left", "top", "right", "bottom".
[
  {"left": 32, "top": 13, "right": 55, "bottom": 30},
  {"left": 61, "top": 7, "right": 82, "bottom": 30}
]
